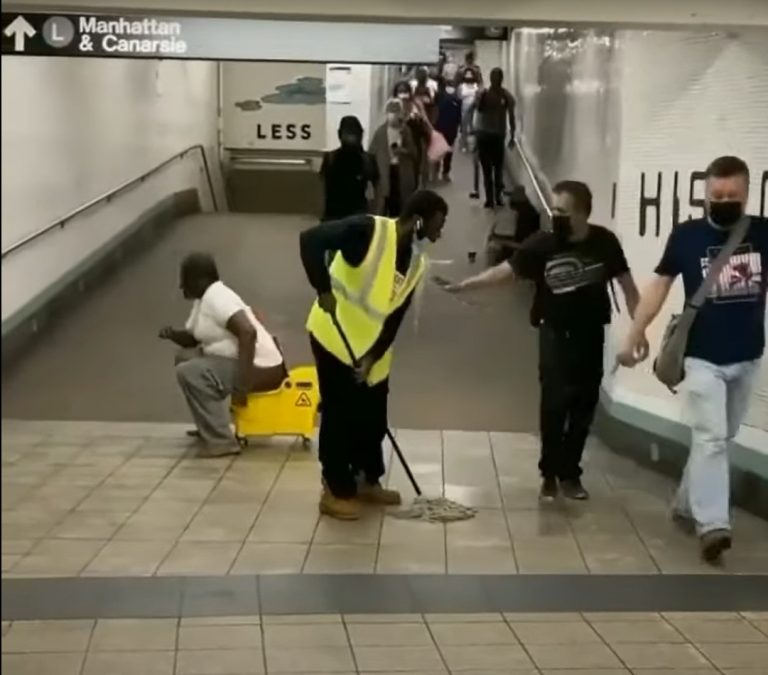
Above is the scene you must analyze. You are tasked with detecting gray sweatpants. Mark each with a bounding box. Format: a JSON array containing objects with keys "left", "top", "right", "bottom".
[{"left": 176, "top": 351, "right": 238, "bottom": 446}]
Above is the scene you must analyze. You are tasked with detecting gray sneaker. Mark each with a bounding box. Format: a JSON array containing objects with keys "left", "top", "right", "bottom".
[
  {"left": 560, "top": 479, "right": 590, "bottom": 501},
  {"left": 700, "top": 529, "right": 732, "bottom": 563}
]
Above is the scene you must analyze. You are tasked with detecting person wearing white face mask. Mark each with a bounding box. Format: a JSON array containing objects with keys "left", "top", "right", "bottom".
[
  {"left": 369, "top": 99, "right": 418, "bottom": 217},
  {"left": 616, "top": 155, "right": 768, "bottom": 564},
  {"left": 434, "top": 77, "right": 462, "bottom": 181}
]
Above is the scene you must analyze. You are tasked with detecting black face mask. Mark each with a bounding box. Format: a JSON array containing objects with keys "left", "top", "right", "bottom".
[
  {"left": 551, "top": 214, "right": 572, "bottom": 244},
  {"left": 709, "top": 201, "right": 743, "bottom": 228}
]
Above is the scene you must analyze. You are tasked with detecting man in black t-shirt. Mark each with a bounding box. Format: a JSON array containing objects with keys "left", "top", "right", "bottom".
[
  {"left": 443, "top": 181, "right": 639, "bottom": 501},
  {"left": 320, "top": 116, "right": 378, "bottom": 221}
]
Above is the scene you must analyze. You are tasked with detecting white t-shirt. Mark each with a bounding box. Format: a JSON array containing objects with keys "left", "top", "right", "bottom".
[
  {"left": 386, "top": 126, "right": 402, "bottom": 165},
  {"left": 185, "top": 281, "right": 284, "bottom": 368}
]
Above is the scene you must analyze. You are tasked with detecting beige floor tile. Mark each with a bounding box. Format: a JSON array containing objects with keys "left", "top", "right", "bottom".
[
  {"left": 376, "top": 542, "right": 445, "bottom": 573},
  {"left": 267, "top": 645, "right": 355, "bottom": 672},
  {"left": 582, "top": 612, "right": 662, "bottom": 621},
  {"left": 444, "top": 510, "right": 511, "bottom": 546},
  {"left": 2, "top": 554, "right": 21, "bottom": 572},
  {"left": 528, "top": 642, "right": 623, "bottom": 669},
  {"left": 541, "top": 671, "right": 628, "bottom": 675},
  {"left": 175, "top": 648, "right": 265, "bottom": 674},
  {"left": 2, "top": 620, "right": 93, "bottom": 653},
  {"left": 512, "top": 536, "right": 588, "bottom": 574},
  {"left": 1, "top": 652, "right": 85, "bottom": 675},
  {"left": 344, "top": 614, "right": 423, "bottom": 624},
  {"left": 357, "top": 672, "right": 447, "bottom": 675},
  {"left": 503, "top": 612, "right": 584, "bottom": 622},
  {"left": 262, "top": 614, "right": 342, "bottom": 625},
  {"left": 625, "top": 670, "right": 717, "bottom": 675},
  {"left": 749, "top": 619, "right": 768, "bottom": 636},
  {"left": 0, "top": 539, "right": 38, "bottom": 555},
  {"left": 81, "top": 650, "right": 175, "bottom": 675},
  {"left": 83, "top": 540, "right": 173, "bottom": 576},
  {"left": 591, "top": 619, "right": 686, "bottom": 643},
  {"left": 447, "top": 543, "right": 517, "bottom": 574},
  {"left": 264, "top": 623, "right": 349, "bottom": 648},
  {"left": 354, "top": 645, "right": 445, "bottom": 672},
  {"left": 11, "top": 538, "right": 105, "bottom": 576},
  {"left": 178, "top": 625, "right": 261, "bottom": 650},
  {"left": 379, "top": 518, "right": 444, "bottom": 547},
  {"left": 502, "top": 510, "right": 572, "bottom": 539},
  {"left": 431, "top": 621, "right": 517, "bottom": 646},
  {"left": 90, "top": 618, "right": 177, "bottom": 651},
  {"left": 425, "top": 614, "right": 502, "bottom": 623},
  {"left": 663, "top": 612, "right": 743, "bottom": 621},
  {"left": 697, "top": 643, "right": 768, "bottom": 669},
  {"left": 49, "top": 511, "right": 132, "bottom": 539},
  {"left": 612, "top": 643, "right": 713, "bottom": 669},
  {"left": 181, "top": 615, "right": 261, "bottom": 626},
  {"left": 230, "top": 543, "right": 308, "bottom": 574},
  {"left": 303, "top": 544, "right": 377, "bottom": 573},
  {"left": 347, "top": 622, "right": 433, "bottom": 646},
  {"left": 741, "top": 612, "right": 768, "bottom": 620},
  {"left": 510, "top": 620, "right": 600, "bottom": 645},
  {"left": 312, "top": 514, "right": 383, "bottom": 545},
  {"left": 719, "top": 670, "right": 768, "bottom": 675},
  {"left": 181, "top": 505, "right": 258, "bottom": 542},
  {"left": 579, "top": 535, "right": 660, "bottom": 574},
  {"left": 156, "top": 541, "right": 240, "bottom": 576},
  {"left": 114, "top": 516, "right": 192, "bottom": 541},
  {"left": 441, "top": 644, "right": 534, "bottom": 670},
  {"left": 247, "top": 513, "right": 318, "bottom": 544},
  {"left": 673, "top": 618, "right": 768, "bottom": 643},
  {"left": 1, "top": 622, "right": 10, "bottom": 636}
]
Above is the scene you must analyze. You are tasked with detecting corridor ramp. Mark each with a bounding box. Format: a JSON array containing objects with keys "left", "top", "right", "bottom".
[{"left": 1, "top": 156, "right": 537, "bottom": 432}]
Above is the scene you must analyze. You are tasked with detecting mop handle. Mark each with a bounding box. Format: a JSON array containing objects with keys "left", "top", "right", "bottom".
[{"left": 330, "top": 313, "right": 423, "bottom": 497}]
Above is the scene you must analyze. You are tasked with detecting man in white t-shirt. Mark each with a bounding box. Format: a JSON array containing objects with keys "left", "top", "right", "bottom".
[{"left": 159, "top": 253, "right": 286, "bottom": 456}]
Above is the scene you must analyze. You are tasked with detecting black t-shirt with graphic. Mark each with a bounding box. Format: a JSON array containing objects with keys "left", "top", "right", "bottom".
[{"left": 509, "top": 225, "right": 629, "bottom": 328}]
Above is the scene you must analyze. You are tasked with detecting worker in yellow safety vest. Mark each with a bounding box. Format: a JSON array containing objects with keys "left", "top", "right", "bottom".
[{"left": 300, "top": 190, "right": 449, "bottom": 520}]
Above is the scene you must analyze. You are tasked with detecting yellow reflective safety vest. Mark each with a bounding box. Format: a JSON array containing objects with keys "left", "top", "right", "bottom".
[{"left": 306, "top": 216, "right": 426, "bottom": 385}]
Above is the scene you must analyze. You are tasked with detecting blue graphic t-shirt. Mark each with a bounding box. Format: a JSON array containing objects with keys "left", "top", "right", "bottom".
[{"left": 655, "top": 216, "right": 768, "bottom": 365}]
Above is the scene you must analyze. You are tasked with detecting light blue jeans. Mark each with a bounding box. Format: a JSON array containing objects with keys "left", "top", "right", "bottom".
[{"left": 673, "top": 357, "right": 761, "bottom": 535}]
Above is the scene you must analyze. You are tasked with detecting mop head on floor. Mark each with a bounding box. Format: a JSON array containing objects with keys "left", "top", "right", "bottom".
[{"left": 390, "top": 495, "right": 478, "bottom": 522}]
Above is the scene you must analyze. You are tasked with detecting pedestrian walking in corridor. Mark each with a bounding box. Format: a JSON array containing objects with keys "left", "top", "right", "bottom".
[
  {"left": 300, "top": 191, "right": 449, "bottom": 520},
  {"left": 616, "top": 155, "right": 768, "bottom": 563},
  {"left": 467, "top": 67, "right": 516, "bottom": 208},
  {"left": 442, "top": 181, "right": 639, "bottom": 501}
]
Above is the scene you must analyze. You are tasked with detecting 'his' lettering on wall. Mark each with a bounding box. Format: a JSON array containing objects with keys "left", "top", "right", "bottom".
[{"left": 633, "top": 169, "right": 768, "bottom": 237}]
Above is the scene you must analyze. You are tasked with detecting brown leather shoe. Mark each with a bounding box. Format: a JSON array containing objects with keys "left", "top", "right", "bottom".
[
  {"left": 358, "top": 483, "right": 402, "bottom": 506},
  {"left": 319, "top": 490, "right": 361, "bottom": 520},
  {"left": 700, "top": 528, "right": 732, "bottom": 563}
]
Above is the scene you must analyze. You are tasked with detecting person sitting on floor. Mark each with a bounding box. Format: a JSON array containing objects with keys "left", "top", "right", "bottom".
[{"left": 159, "top": 252, "right": 286, "bottom": 456}]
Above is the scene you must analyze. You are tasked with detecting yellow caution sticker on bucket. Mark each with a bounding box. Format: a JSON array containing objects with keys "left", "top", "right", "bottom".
[{"left": 295, "top": 392, "right": 312, "bottom": 408}]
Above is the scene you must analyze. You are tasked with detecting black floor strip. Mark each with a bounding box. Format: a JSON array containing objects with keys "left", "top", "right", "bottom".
[{"left": 3, "top": 574, "right": 768, "bottom": 620}]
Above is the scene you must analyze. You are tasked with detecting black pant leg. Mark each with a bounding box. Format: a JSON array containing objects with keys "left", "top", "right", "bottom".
[
  {"left": 560, "top": 328, "right": 605, "bottom": 480},
  {"left": 310, "top": 336, "right": 357, "bottom": 498},
  {"left": 477, "top": 134, "right": 495, "bottom": 204},
  {"left": 537, "top": 326, "right": 570, "bottom": 480},
  {"left": 386, "top": 165, "right": 402, "bottom": 217},
  {"left": 442, "top": 151, "right": 453, "bottom": 176},
  {"left": 351, "top": 379, "right": 389, "bottom": 486},
  {"left": 492, "top": 136, "right": 505, "bottom": 199}
]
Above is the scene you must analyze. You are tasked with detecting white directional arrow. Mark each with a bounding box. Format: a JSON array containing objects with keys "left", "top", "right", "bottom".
[{"left": 4, "top": 16, "right": 36, "bottom": 52}]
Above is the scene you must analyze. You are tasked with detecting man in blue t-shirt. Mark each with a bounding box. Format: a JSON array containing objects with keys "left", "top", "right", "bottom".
[{"left": 617, "top": 156, "right": 767, "bottom": 564}]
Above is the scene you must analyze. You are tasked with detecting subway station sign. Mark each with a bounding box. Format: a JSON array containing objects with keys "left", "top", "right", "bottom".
[{"left": 0, "top": 12, "right": 441, "bottom": 63}]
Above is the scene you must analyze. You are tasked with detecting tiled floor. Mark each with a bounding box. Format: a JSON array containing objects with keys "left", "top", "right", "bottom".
[
  {"left": 3, "top": 612, "right": 768, "bottom": 674},
  {"left": 3, "top": 420, "right": 768, "bottom": 578}
]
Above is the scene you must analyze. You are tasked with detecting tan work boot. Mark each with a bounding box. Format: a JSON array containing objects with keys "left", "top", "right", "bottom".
[
  {"left": 319, "top": 490, "right": 361, "bottom": 520},
  {"left": 358, "top": 482, "right": 402, "bottom": 506}
]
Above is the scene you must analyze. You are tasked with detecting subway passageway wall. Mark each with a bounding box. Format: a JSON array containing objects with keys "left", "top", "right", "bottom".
[
  {"left": 510, "top": 28, "right": 768, "bottom": 439},
  {"left": 1, "top": 56, "right": 220, "bottom": 325}
]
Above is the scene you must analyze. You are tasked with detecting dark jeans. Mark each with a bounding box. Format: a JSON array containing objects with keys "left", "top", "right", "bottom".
[
  {"left": 310, "top": 336, "right": 388, "bottom": 498},
  {"left": 384, "top": 165, "right": 402, "bottom": 217},
  {"left": 538, "top": 324, "right": 604, "bottom": 481},
  {"left": 476, "top": 131, "right": 505, "bottom": 203},
  {"left": 441, "top": 151, "right": 454, "bottom": 177}
]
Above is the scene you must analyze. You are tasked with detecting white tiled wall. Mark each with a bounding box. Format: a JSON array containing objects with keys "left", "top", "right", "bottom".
[{"left": 511, "top": 28, "right": 768, "bottom": 434}]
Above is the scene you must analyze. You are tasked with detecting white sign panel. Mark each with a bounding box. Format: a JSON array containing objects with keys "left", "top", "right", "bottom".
[{"left": 222, "top": 62, "right": 326, "bottom": 152}]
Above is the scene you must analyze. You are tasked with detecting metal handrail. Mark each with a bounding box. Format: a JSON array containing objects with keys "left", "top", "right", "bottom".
[
  {"left": 1, "top": 144, "right": 218, "bottom": 259},
  {"left": 513, "top": 135, "right": 553, "bottom": 218}
]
